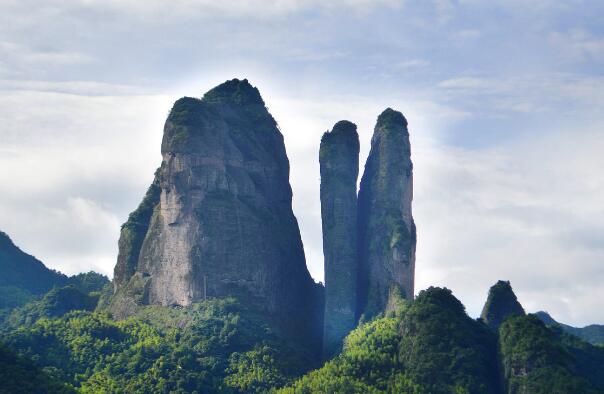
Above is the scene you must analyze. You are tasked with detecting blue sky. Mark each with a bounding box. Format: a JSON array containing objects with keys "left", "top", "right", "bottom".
[{"left": 1, "top": 0, "right": 603, "bottom": 325}]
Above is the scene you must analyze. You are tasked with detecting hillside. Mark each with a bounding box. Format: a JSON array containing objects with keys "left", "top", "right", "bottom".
[
  {"left": 2, "top": 279, "right": 604, "bottom": 393},
  {"left": 1, "top": 298, "right": 316, "bottom": 393},
  {"left": 0, "top": 230, "right": 109, "bottom": 313},
  {"left": 0, "top": 231, "right": 68, "bottom": 308},
  {"left": 536, "top": 311, "right": 604, "bottom": 346}
]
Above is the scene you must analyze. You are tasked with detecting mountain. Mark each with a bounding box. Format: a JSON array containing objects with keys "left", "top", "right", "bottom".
[
  {"left": 282, "top": 284, "right": 604, "bottom": 394},
  {"left": 0, "top": 231, "right": 110, "bottom": 312},
  {"left": 2, "top": 298, "right": 316, "bottom": 392},
  {"left": 320, "top": 120, "right": 360, "bottom": 358},
  {"left": 480, "top": 280, "right": 525, "bottom": 330},
  {"left": 0, "top": 231, "right": 68, "bottom": 308},
  {"left": 4, "top": 285, "right": 99, "bottom": 329},
  {"left": 282, "top": 287, "right": 499, "bottom": 393},
  {"left": 110, "top": 79, "right": 323, "bottom": 351},
  {"left": 2, "top": 281, "right": 603, "bottom": 393},
  {"left": 499, "top": 314, "right": 604, "bottom": 393},
  {"left": 536, "top": 311, "right": 604, "bottom": 346},
  {"left": 2, "top": 79, "right": 603, "bottom": 393},
  {"left": 357, "top": 108, "right": 416, "bottom": 320}
]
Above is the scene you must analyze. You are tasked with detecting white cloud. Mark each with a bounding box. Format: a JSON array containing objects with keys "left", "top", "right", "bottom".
[
  {"left": 549, "top": 29, "right": 604, "bottom": 63},
  {"left": 414, "top": 125, "right": 604, "bottom": 325},
  {"left": 437, "top": 74, "right": 604, "bottom": 116},
  {"left": 0, "top": 0, "right": 603, "bottom": 328},
  {"left": 0, "top": 88, "right": 172, "bottom": 276}
]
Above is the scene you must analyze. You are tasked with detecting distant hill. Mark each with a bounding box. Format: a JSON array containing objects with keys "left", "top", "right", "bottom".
[
  {"left": 0, "top": 230, "right": 109, "bottom": 309},
  {"left": 0, "top": 231, "right": 68, "bottom": 307},
  {"left": 4, "top": 285, "right": 100, "bottom": 329},
  {"left": 536, "top": 311, "right": 604, "bottom": 346},
  {"left": 281, "top": 287, "right": 604, "bottom": 393}
]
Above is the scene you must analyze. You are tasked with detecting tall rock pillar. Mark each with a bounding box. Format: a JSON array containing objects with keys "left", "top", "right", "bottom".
[
  {"left": 320, "top": 120, "right": 360, "bottom": 358},
  {"left": 110, "top": 79, "right": 323, "bottom": 351},
  {"left": 357, "top": 108, "right": 416, "bottom": 319}
]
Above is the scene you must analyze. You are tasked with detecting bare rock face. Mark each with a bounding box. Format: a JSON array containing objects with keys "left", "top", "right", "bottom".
[
  {"left": 111, "top": 79, "right": 322, "bottom": 344},
  {"left": 357, "top": 108, "right": 416, "bottom": 319},
  {"left": 480, "top": 280, "right": 525, "bottom": 330},
  {"left": 320, "top": 120, "right": 359, "bottom": 358}
]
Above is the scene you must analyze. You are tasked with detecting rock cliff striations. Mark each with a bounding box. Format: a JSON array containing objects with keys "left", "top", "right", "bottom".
[
  {"left": 319, "top": 120, "right": 360, "bottom": 358},
  {"left": 111, "top": 79, "right": 323, "bottom": 346},
  {"left": 357, "top": 108, "right": 416, "bottom": 320}
]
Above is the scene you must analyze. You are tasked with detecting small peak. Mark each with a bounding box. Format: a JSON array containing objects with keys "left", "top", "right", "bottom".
[
  {"left": 415, "top": 286, "right": 466, "bottom": 316},
  {"left": 320, "top": 120, "right": 360, "bottom": 154},
  {"left": 376, "top": 108, "right": 408, "bottom": 128},
  {"left": 480, "top": 280, "right": 525, "bottom": 330},
  {"left": 331, "top": 120, "right": 357, "bottom": 134},
  {"left": 321, "top": 120, "right": 358, "bottom": 144},
  {"left": 201, "top": 78, "right": 264, "bottom": 106},
  {"left": 535, "top": 311, "right": 558, "bottom": 326}
]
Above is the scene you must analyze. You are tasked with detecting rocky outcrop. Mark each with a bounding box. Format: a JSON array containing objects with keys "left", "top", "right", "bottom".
[
  {"left": 480, "top": 280, "right": 525, "bottom": 330},
  {"left": 320, "top": 120, "right": 359, "bottom": 358},
  {"left": 113, "top": 170, "right": 160, "bottom": 291},
  {"left": 111, "top": 79, "right": 323, "bottom": 346},
  {"left": 357, "top": 108, "right": 416, "bottom": 319}
]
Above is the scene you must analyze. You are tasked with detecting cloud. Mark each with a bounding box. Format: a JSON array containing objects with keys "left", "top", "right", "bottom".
[
  {"left": 0, "top": 79, "right": 155, "bottom": 96},
  {"left": 0, "top": 0, "right": 603, "bottom": 328},
  {"left": 414, "top": 125, "right": 604, "bottom": 325},
  {"left": 436, "top": 73, "right": 604, "bottom": 116},
  {"left": 0, "top": 88, "right": 173, "bottom": 276},
  {"left": 549, "top": 29, "right": 604, "bottom": 64}
]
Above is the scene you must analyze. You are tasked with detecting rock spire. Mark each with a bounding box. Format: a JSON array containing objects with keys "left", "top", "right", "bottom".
[
  {"left": 111, "top": 79, "right": 323, "bottom": 346},
  {"left": 357, "top": 108, "right": 416, "bottom": 319},
  {"left": 320, "top": 120, "right": 360, "bottom": 358}
]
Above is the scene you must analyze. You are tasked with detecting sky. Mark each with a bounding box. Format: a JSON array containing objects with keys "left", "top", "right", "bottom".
[{"left": 1, "top": 0, "right": 603, "bottom": 326}]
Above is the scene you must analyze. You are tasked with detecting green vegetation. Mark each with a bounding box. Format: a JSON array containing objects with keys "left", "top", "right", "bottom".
[
  {"left": 68, "top": 271, "right": 110, "bottom": 294},
  {"left": 281, "top": 287, "right": 499, "bottom": 394},
  {"left": 499, "top": 314, "right": 604, "bottom": 393},
  {"left": 375, "top": 108, "right": 408, "bottom": 132},
  {"left": 4, "top": 285, "right": 99, "bottom": 330},
  {"left": 536, "top": 311, "right": 604, "bottom": 346},
  {"left": 480, "top": 280, "right": 525, "bottom": 330},
  {"left": 0, "top": 342, "right": 75, "bottom": 393},
  {"left": 3, "top": 280, "right": 604, "bottom": 393},
  {"left": 0, "top": 285, "right": 35, "bottom": 309},
  {"left": 113, "top": 171, "right": 161, "bottom": 289},
  {"left": 1, "top": 298, "right": 313, "bottom": 393},
  {"left": 0, "top": 231, "right": 69, "bottom": 307}
]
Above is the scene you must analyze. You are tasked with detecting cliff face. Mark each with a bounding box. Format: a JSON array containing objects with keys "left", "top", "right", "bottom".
[
  {"left": 111, "top": 79, "right": 322, "bottom": 344},
  {"left": 319, "top": 120, "right": 360, "bottom": 358},
  {"left": 480, "top": 280, "right": 525, "bottom": 330},
  {"left": 357, "top": 109, "right": 416, "bottom": 319}
]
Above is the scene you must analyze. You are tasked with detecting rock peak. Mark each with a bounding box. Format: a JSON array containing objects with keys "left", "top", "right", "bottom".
[
  {"left": 376, "top": 107, "right": 408, "bottom": 128},
  {"left": 330, "top": 120, "right": 357, "bottom": 134},
  {"left": 201, "top": 78, "right": 264, "bottom": 106},
  {"left": 480, "top": 280, "right": 525, "bottom": 330},
  {"left": 320, "top": 120, "right": 359, "bottom": 358},
  {"left": 357, "top": 107, "right": 415, "bottom": 320},
  {"left": 112, "top": 80, "right": 323, "bottom": 354}
]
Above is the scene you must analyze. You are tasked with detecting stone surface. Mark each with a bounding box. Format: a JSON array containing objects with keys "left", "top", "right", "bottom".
[
  {"left": 320, "top": 120, "right": 359, "bottom": 358},
  {"left": 111, "top": 79, "right": 323, "bottom": 346},
  {"left": 480, "top": 280, "right": 525, "bottom": 330},
  {"left": 357, "top": 108, "right": 416, "bottom": 319}
]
